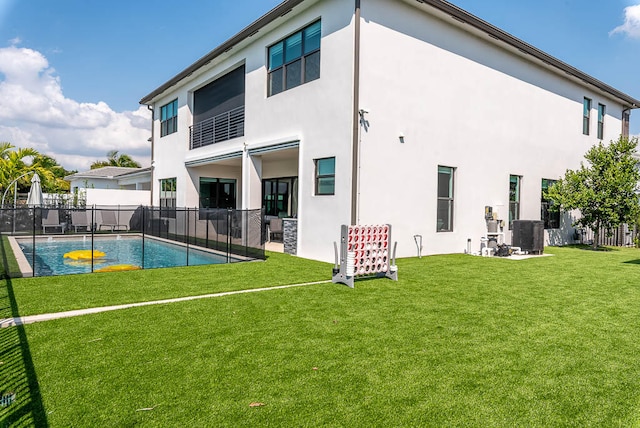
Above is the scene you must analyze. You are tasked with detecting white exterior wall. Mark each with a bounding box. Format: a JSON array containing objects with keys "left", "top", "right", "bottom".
[
  {"left": 355, "top": 0, "right": 624, "bottom": 258},
  {"left": 85, "top": 188, "right": 151, "bottom": 206},
  {"left": 150, "top": 0, "right": 356, "bottom": 262},
  {"left": 148, "top": 0, "right": 633, "bottom": 262}
]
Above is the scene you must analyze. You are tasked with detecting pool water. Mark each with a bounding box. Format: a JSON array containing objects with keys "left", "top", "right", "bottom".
[{"left": 19, "top": 237, "right": 231, "bottom": 276}]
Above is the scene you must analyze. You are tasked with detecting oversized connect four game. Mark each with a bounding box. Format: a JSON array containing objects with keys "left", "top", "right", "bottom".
[{"left": 332, "top": 224, "right": 398, "bottom": 288}]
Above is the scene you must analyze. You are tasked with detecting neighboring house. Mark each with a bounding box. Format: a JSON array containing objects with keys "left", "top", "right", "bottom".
[
  {"left": 139, "top": 0, "right": 640, "bottom": 262},
  {"left": 65, "top": 167, "right": 152, "bottom": 206}
]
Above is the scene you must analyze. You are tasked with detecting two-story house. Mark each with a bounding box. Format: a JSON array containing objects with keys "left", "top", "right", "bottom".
[{"left": 140, "top": 0, "right": 640, "bottom": 262}]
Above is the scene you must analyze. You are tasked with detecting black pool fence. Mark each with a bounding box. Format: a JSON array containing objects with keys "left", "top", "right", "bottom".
[{"left": 0, "top": 206, "right": 265, "bottom": 277}]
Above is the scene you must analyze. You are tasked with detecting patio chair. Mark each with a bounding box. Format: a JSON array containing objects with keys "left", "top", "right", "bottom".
[
  {"left": 98, "top": 210, "right": 129, "bottom": 232},
  {"left": 70, "top": 210, "right": 92, "bottom": 232},
  {"left": 268, "top": 218, "right": 283, "bottom": 242},
  {"left": 42, "top": 209, "right": 65, "bottom": 234}
]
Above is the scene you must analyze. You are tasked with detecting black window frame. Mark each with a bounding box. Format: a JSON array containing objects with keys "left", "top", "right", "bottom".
[
  {"left": 597, "top": 103, "right": 606, "bottom": 140},
  {"left": 315, "top": 157, "right": 335, "bottom": 196},
  {"left": 541, "top": 178, "right": 560, "bottom": 229},
  {"left": 199, "top": 177, "right": 237, "bottom": 210},
  {"left": 437, "top": 166, "right": 455, "bottom": 232},
  {"left": 159, "top": 177, "right": 177, "bottom": 218},
  {"left": 268, "top": 20, "right": 321, "bottom": 97},
  {"left": 509, "top": 175, "right": 521, "bottom": 230},
  {"left": 160, "top": 99, "right": 178, "bottom": 137},
  {"left": 583, "top": 97, "right": 591, "bottom": 135}
]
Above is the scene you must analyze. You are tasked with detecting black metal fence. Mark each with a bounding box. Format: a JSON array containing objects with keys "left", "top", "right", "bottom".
[{"left": 0, "top": 206, "right": 264, "bottom": 277}]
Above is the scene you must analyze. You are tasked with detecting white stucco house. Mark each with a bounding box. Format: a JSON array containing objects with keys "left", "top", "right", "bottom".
[
  {"left": 65, "top": 167, "right": 152, "bottom": 206},
  {"left": 140, "top": 0, "right": 640, "bottom": 262}
]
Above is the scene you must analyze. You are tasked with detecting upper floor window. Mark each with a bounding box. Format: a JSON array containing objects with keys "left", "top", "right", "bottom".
[
  {"left": 268, "top": 20, "right": 321, "bottom": 96},
  {"left": 161, "top": 99, "right": 178, "bottom": 137},
  {"left": 583, "top": 97, "right": 591, "bottom": 135},
  {"left": 597, "top": 103, "right": 606, "bottom": 140},
  {"left": 541, "top": 179, "right": 560, "bottom": 229},
  {"left": 437, "top": 166, "right": 455, "bottom": 232},
  {"left": 509, "top": 175, "right": 521, "bottom": 229},
  {"left": 315, "top": 157, "right": 335, "bottom": 195}
]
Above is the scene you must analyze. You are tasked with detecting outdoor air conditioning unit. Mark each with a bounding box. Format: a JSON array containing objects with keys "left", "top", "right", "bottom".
[{"left": 512, "top": 220, "right": 544, "bottom": 254}]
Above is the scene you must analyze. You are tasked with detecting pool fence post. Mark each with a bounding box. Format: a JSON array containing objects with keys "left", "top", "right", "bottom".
[
  {"left": 32, "top": 207, "right": 36, "bottom": 277},
  {"left": 141, "top": 206, "right": 146, "bottom": 269},
  {"left": 186, "top": 207, "right": 190, "bottom": 267},
  {"left": 91, "top": 206, "right": 95, "bottom": 273},
  {"left": 205, "top": 210, "right": 209, "bottom": 250},
  {"left": 227, "top": 209, "right": 231, "bottom": 263}
]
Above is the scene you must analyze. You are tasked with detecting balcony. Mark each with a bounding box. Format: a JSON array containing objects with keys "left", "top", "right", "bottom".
[{"left": 190, "top": 106, "right": 244, "bottom": 149}]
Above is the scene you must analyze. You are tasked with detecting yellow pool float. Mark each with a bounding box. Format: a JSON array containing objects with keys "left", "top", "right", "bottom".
[
  {"left": 63, "top": 250, "right": 106, "bottom": 261},
  {"left": 64, "top": 258, "right": 107, "bottom": 267},
  {"left": 95, "top": 264, "right": 141, "bottom": 273}
]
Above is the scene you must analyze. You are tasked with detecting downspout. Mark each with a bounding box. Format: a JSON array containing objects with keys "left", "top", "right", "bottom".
[
  {"left": 350, "top": 0, "right": 362, "bottom": 225},
  {"left": 147, "top": 104, "right": 155, "bottom": 205}
]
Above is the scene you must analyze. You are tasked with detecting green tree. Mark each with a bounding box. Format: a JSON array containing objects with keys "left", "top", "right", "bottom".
[
  {"left": 91, "top": 150, "right": 141, "bottom": 169},
  {"left": 0, "top": 142, "right": 40, "bottom": 199},
  {"left": 547, "top": 136, "right": 640, "bottom": 249},
  {"left": 1, "top": 142, "right": 76, "bottom": 202}
]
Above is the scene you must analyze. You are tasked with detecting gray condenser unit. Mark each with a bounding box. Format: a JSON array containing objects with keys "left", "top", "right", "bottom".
[{"left": 512, "top": 220, "right": 544, "bottom": 254}]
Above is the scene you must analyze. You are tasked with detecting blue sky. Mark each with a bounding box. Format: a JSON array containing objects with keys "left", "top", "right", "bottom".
[{"left": 0, "top": 0, "right": 639, "bottom": 170}]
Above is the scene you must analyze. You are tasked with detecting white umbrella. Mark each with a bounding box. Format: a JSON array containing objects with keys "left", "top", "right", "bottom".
[{"left": 26, "top": 173, "right": 43, "bottom": 207}]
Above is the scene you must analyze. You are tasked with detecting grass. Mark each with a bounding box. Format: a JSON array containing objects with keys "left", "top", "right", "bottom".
[
  {"left": 0, "top": 235, "right": 21, "bottom": 278},
  {"left": 4, "top": 246, "right": 640, "bottom": 426},
  {"left": 9, "top": 252, "right": 331, "bottom": 316}
]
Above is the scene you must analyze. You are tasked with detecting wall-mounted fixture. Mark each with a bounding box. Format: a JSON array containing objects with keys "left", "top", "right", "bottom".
[{"left": 399, "top": 132, "right": 405, "bottom": 144}]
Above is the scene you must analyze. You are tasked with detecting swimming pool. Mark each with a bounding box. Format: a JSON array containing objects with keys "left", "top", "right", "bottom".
[{"left": 17, "top": 236, "right": 237, "bottom": 276}]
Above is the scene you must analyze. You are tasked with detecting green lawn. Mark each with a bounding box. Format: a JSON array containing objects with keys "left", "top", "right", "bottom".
[{"left": 4, "top": 246, "right": 640, "bottom": 426}]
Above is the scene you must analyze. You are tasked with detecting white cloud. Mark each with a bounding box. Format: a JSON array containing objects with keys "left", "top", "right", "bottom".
[
  {"left": 610, "top": 4, "right": 640, "bottom": 38},
  {"left": 0, "top": 45, "right": 150, "bottom": 171}
]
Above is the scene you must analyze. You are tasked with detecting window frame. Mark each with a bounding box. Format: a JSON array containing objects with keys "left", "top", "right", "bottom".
[
  {"left": 597, "top": 103, "right": 606, "bottom": 140},
  {"left": 509, "top": 175, "right": 521, "bottom": 230},
  {"left": 437, "top": 166, "right": 455, "bottom": 232},
  {"left": 159, "top": 177, "right": 177, "bottom": 218},
  {"left": 160, "top": 99, "right": 178, "bottom": 137},
  {"left": 541, "top": 178, "right": 560, "bottom": 229},
  {"left": 314, "top": 157, "right": 335, "bottom": 196},
  {"left": 583, "top": 97, "right": 591, "bottom": 135},
  {"left": 199, "top": 177, "right": 237, "bottom": 210},
  {"left": 268, "top": 20, "right": 321, "bottom": 97}
]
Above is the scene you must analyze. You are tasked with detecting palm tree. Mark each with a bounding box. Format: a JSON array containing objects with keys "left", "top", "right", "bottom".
[
  {"left": 1, "top": 143, "right": 74, "bottom": 202},
  {"left": 91, "top": 150, "right": 141, "bottom": 169},
  {"left": 0, "top": 143, "right": 40, "bottom": 198}
]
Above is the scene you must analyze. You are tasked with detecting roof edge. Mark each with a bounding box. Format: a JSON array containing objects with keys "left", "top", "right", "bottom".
[
  {"left": 418, "top": 0, "right": 640, "bottom": 108},
  {"left": 139, "top": 0, "right": 306, "bottom": 105}
]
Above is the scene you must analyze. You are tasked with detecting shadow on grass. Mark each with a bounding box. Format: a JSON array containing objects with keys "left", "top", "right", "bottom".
[
  {"left": 0, "top": 239, "right": 48, "bottom": 426},
  {"left": 622, "top": 259, "right": 640, "bottom": 265}
]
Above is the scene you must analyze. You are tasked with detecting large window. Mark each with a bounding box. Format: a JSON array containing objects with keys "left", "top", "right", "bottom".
[
  {"left": 541, "top": 179, "right": 560, "bottom": 229},
  {"left": 315, "top": 157, "right": 335, "bottom": 195},
  {"left": 199, "top": 178, "right": 236, "bottom": 209},
  {"left": 509, "top": 175, "right": 521, "bottom": 229},
  {"left": 597, "top": 103, "right": 606, "bottom": 140},
  {"left": 268, "top": 20, "right": 321, "bottom": 96},
  {"left": 160, "top": 99, "right": 178, "bottom": 137},
  {"left": 159, "top": 177, "right": 177, "bottom": 218},
  {"left": 583, "top": 97, "right": 591, "bottom": 135},
  {"left": 263, "top": 177, "right": 297, "bottom": 218},
  {"left": 437, "top": 166, "right": 454, "bottom": 232}
]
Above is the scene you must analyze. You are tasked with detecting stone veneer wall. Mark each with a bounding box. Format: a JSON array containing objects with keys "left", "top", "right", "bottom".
[{"left": 283, "top": 218, "right": 298, "bottom": 255}]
